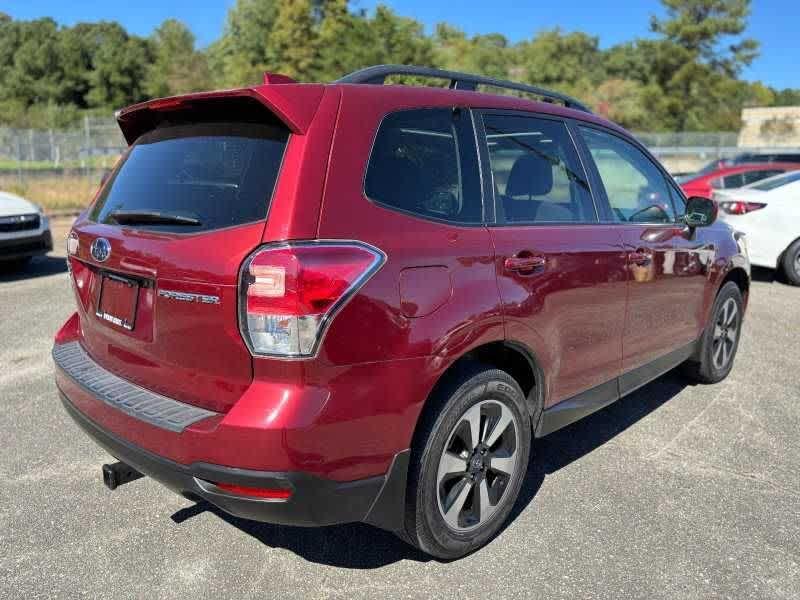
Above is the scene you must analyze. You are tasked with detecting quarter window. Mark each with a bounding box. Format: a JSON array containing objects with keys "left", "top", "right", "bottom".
[
  {"left": 364, "top": 109, "right": 481, "bottom": 223},
  {"left": 580, "top": 126, "right": 676, "bottom": 224},
  {"left": 483, "top": 115, "right": 595, "bottom": 224}
]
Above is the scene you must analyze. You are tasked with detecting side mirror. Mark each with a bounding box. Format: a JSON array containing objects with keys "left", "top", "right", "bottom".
[{"left": 684, "top": 196, "right": 717, "bottom": 228}]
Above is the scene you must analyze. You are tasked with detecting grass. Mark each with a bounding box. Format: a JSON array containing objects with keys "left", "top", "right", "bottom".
[
  {"left": 0, "top": 174, "right": 97, "bottom": 211},
  {"left": 0, "top": 155, "right": 121, "bottom": 172}
]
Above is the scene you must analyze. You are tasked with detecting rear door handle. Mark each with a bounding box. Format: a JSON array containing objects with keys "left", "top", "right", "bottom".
[{"left": 504, "top": 255, "right": 546, "bottom": 273}]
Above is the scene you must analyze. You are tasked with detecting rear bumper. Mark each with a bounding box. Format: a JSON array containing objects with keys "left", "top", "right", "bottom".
[
  {"left": 59, "top": 389, "right": 408, "bottom": 529},
  {"left": 53, "top": 326, "right": 414, "bottom": 530},
  {"left": 0, "top": 229, "right": 52, "bottom": 260}
]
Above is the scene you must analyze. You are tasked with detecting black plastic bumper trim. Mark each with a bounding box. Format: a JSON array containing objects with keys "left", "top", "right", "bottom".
[
  {"left": 59, "top": 390, "right": 406, "bottom": 528},
  {"left": 0, "top": 229, "right": 52, "bottom": 259},
  {"left": 54, "top": 342, "right": 218, "bottom": 433},
  {"left": 537, "top": 340, "right": 698, "bottom": 437}
]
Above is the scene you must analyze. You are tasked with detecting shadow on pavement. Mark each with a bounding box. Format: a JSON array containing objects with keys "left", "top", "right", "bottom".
[
  {"left": 171, "top": 502, "right": 433, "bottom": 568},
  {"left": 750, "top": 266, "right": 778, "bottom": 284},
  {"left": 171, "top": 372, "right": 689, "bottom": 568},
  {"left": 0, "top": 255, "right": 68, "bottom": 282}
]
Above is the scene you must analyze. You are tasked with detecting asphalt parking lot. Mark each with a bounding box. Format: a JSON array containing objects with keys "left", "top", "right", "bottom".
[{"left": 2, "top": 218, "right": 798, "bottom": 599}]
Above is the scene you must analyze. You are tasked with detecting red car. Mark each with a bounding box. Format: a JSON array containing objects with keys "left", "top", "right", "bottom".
[
  {"left": 54, "top": 66, "right": 750, "bottom": 559},
  {"left": 680, "top": 162, "right": 800, "bottom": 198}
]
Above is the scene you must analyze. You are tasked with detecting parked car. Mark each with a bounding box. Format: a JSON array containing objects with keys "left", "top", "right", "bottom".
[
  {"left": 680, "top": 162, "right": 800, "bottom": 198},
  {"left": 52, "top": 65, "right": 751, "bottom": 559},
  {"left": 732, "top": 151, "right": 800, "bottom": 164},
  {"left": 675, "top": 152, "right": 800, "bottom": 183},
  {"left": 715, "top": 170, "right": 800, "bottom": 284},
  {"left": 0, "top": 190, "right": 52, "bottom": 267}
]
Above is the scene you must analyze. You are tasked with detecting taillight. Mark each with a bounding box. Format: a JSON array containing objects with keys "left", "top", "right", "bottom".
[
  {"left": 719, "top": 201, "right": 767, "bottom": 215},
  {"left": 239, "top": 241, "right": 385, "bottom": 358}
]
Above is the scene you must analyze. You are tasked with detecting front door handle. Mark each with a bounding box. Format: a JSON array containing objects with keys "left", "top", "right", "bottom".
[
  {"left": 629, "top": 249, "right": 652, "bottom": 266},
  {"left": 504, "top": 255, "right": 546, "bottom": 273}
]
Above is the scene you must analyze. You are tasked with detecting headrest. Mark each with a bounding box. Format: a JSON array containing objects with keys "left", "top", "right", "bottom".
[{"left": 505, "top": 154, "right": 554, "bottom": 198}]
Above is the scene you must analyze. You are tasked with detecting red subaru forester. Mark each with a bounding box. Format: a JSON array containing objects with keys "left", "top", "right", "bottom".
[{"left": 54, "top": 66, "right": 750, "bottom": 559}]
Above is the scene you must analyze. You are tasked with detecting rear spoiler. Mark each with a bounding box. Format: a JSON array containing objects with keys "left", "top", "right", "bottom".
[{"left": 115, "top": 84, "right": 326, "bottom": 144}]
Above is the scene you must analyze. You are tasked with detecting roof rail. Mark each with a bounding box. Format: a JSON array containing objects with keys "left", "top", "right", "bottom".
[{"left": 335, "top": 64, "right": 592, "bottom": 113}]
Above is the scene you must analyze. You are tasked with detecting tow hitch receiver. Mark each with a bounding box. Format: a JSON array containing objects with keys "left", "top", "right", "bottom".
[{"left": 102, "top": 461, "right": 143, "bottom": 490}]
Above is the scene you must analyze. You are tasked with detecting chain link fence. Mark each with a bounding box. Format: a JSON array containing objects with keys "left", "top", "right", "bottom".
[{"left": 0, "top": 117, "right": 125, "bottom": 212}]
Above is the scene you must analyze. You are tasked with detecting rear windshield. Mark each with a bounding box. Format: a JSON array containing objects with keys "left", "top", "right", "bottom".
[{"left": 90, "top": 122, "right": 288, "bottom": 233}]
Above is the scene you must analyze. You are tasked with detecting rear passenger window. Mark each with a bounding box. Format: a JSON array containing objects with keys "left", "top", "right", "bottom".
[
  {"left": 365, "top": 109, "right": 482, "bottom": 223},
  {"left": 483, "top": 115, "right": 595, "bottom": 223},
  {"left": 742, "top": 170, "right": 782, "bottom": 185},
  {"left": 579, "top": 126, "right": 676, "bottom": 224}
]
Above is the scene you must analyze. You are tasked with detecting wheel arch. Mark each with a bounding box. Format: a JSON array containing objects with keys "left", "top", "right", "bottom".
[
  {"left": 719, "top": 265, "right": 750, "bottom": 304},
  {"left": 413, "top": 340, "right": 546, "bottom": 447},
  {"left": 693, "top": 263, "right": 749, "bottom": 363}
]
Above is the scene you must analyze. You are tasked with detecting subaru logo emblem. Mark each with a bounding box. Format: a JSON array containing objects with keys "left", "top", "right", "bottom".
[{"left": 90, "top": 238, "right": 111, "bottom": 262}]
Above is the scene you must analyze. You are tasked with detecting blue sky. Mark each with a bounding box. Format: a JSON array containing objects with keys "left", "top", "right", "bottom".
[{"left": 3, "top": 0, "right": 798, "bottom": 88}]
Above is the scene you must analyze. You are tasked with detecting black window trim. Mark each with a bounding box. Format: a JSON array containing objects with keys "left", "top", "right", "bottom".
[
  {"left": 574, "top": 121, "right": 685, "bottom": 227},
  {"left": 667, "top": 178, "right": 687, "bottom": 218},
  {"left": 475, "top": 108, "right": 601, "bottom": 227},
  {"left": 361, "top": 106, "right": 487, "bottom": 228}
]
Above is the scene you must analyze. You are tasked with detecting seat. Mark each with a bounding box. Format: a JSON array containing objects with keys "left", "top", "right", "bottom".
[{"left": 502, "top": 154, "right": 554, "bottom": 222}]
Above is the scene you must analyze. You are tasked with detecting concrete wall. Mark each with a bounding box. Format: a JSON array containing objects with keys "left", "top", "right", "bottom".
[{"left": 738, "top": 106, "right": 800, "bottom": 148}]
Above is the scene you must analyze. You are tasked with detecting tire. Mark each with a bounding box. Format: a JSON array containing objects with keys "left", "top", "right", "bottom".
[
  {"left": 402, "top": 363, "right": 531, "bottom": 559},
  {"left": 682, "top": 281, "right": 744, "bottom": 384},
  {"left": 780, "top": 239, "right": 800, "bottom": 286}
]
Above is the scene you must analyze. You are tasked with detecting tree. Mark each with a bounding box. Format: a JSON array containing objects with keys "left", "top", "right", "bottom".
[
  {"left": 267, "top": 0, "right": 317, "bottom": 80},
  {"left": 650, "top": 0, "right": 759, "bottom": 129},
  {"left": 144, "top": 19, "right": 211, "bottom": 98},
  {"left": 0, "top": 1, "right": 798, "bottom": 130},
  {"left": 208, "top": 0, "right": 279, "bottom": 88},
  {"left": 651, "top": 0, "right": 759, "bottom": 77},
  {"left": 315, "top": 0, "right": 374, "bottom": 80},
  {"left": 516, "top": 29, "right": 603, "bottom": 99},
  {"left": 364, "top": 6, "right": 434, "bottom": 70},
  {"left": 773, "top": 88, "right": 800, "bottom": 107},
  {"left": 0, "top": 18, "right": 64, "bottom": 107},
  {"left": 589, "top": 79, "right": 653, "bottom": 130},
  {"left": 434, "top": 25, "right": 511, "bottom": 80},
  {"left": 79, "top": 22, "right": 152, "bottom": 109}
]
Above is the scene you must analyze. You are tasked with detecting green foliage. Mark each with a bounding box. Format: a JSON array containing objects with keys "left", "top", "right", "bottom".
[
  {"left": 0, "top": 0, "right": 797, "bottom": 133},
  {"left": 434, "top": 25, "right": 511, "bottom": 79},
  {"left": 773, "top": 89, "right": 800, "bottom": 106},
  {"left": 269, "top": 0, "right": 318, "bottom": 80},
  {"left": 651, "top": 0, "right": 758, "bottom": 76},
  {"left": 144, "top": 19, "right": 211, "bottom": 98},
  {"left": 207, "top": 0, "right": 279, "bottom": 88}
]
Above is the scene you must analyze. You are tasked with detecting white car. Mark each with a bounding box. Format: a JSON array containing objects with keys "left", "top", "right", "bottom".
[
  {"left": 0, "top": 191, "right": 52, "bottom": 267},
  {"left": 715, "top": 170, "right": 800, "bottom": 285}
]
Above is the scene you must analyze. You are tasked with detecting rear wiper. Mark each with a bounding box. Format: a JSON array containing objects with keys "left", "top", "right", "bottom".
[{"left": 109, "top": 210, "right": 202, "bottom": 227}]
